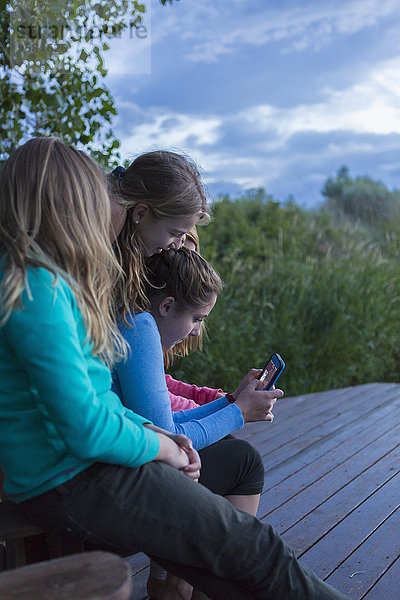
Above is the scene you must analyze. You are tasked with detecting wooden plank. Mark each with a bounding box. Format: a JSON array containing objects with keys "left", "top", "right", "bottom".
[
  {"left": 233, "top": 385, "right": 360, "bottom": 443},
  {"left": 239, "top": 386, "right": 363, "bottom": 447},
  {"left": 263, "top": 441, "right": 400, "bottom": 537},
  {"left": 362, "top": 556, "right": 400, "bottom": 600},
  {"left": 0, "top": 551, "right": 132, "bottom": 600},
  {"left": 0, "top": 501, "right": 46, "bottom": 539},
  {"left": 296, "top": 472, "right": 400, "bottom": 575},
  {"left": 258, "top": 424, "right": 400, "bottom": 523},
  {"left": 246, "top": 387, "right": 400, "bottom": 473},
  {"left": 257, "top": 384, "right": 399, "bottom": 452},
  {"left": 125, "top": 554, "right": 149, "bottom": 600},
  {"left": 239, "top": 383, "right": 397, "bottom": 447},
  {"left": 257, "top": 395, "right": 400, "bottom": 502},
  {"left": 126, "top": 553, "right": 149, "bottom": 576},
  {"left": 324, "top": 505, "right": 400, "bottom": 599},
  {"left": 124, "top": 384, "right": 400, "bottom": 600}
]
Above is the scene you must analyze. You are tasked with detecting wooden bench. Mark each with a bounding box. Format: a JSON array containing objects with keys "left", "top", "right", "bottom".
[
  {"left": 0, "top": 551, "right": 132, "bottom": 600},
  {"left": 0, "top": 498, "right": 86, "bottom": 570},
  {"left": 0, "top": 468, "right": 84, "bottom": 570}
]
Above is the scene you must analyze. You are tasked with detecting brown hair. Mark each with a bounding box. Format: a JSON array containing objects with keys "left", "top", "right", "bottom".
[
  {"left": 142, "top": 247, "right": 222, "bottom": 317},
  {"left": 0, "top": 137, "right": 126, "bottom": 366},
  {"left": 108, "top": 151, "right": 211, "bottom": 320},
  {"left": 143, "top": 247, "right": 221, "bottom": 369},
  {"left": 165, "top": 226, "right": 202, "bottom": 367}
]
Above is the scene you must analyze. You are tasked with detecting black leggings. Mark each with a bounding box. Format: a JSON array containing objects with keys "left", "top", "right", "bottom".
[{"left": 198, "top": 436, "right": 264, "bottom": 497}]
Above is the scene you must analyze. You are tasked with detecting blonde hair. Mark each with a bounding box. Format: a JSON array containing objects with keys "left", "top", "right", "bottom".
[
  {"left": 0, "top": 137, "right": 126, "bottom": 366},
  {"left": 108, "top": 151, "right": 211, "bottom": 320},
  {"left": 184, "top": 226, "right": 200, "bottom": 253}
]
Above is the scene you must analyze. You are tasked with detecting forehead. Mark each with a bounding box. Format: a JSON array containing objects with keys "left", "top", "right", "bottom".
[
  {"left": 189, "top": 296, "right": 217, "bottom": 316},
  {"left": 162, "top": 214, "right": 200, "bottom": 232}
]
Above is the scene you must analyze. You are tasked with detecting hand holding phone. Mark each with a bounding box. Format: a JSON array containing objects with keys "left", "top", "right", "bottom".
[
  {"left": 256, "top": 353, "right": 285, "bottom": 391},
  {"left": 234, "top": 379, "right": 283, "bottom": 423}
]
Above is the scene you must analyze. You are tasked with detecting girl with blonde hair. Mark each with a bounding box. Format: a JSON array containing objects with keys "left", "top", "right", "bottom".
[
  {"left": 0, "top": 139, "right": 349, "bottom": 600},
  {"left": 108, "top": 151, "right": 210, "bottom": 322}
]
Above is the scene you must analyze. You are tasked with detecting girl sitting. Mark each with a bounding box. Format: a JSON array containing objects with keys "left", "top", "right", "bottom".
[
  {"left": 165, "top": 227, "right": 226, "bottom": 413},
  {"left": 113, "top": 247, "right": 279, "bottom": 451}
]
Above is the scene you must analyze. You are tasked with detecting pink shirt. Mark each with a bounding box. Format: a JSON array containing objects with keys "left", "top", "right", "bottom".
[{"left": 166, "top": 374, "right": 224, "bottom": 412}]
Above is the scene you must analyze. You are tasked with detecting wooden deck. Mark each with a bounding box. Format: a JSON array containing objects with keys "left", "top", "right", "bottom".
[{"left": 126, "top": 382, "right": 400, "bottom": 599}]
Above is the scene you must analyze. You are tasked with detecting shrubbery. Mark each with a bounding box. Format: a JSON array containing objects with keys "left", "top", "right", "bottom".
[{"left": 169, "top": 171, "right": 400, "bottom": 396}]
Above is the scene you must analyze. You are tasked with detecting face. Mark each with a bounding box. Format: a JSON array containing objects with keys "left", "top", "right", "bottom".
[
  {"left": 136, "top": 211, "right": 200, "bottom": 257},
  {"left": 155, "top": 295, "right": 217, "bottom": 350}
]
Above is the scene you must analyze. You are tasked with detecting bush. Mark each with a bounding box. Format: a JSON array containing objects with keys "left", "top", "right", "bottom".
[{"left": 169, "top": 191, "right": 400, "bottom": 396}]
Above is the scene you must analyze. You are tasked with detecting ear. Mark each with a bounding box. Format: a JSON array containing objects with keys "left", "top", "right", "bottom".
[
  {"left": 158, "top": 296, "right": 176, "bottom": 317},
  {"left": 131, "top": 203, "right": 150, "bottom": 224}
]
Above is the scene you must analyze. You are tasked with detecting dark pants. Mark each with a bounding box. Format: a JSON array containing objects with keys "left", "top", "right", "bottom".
[
  {"left": 198, "top": 436, "right": 265, "bottom": 496},
  {"left": 20, "top": 460, "right": 349, "bottom": 600}
]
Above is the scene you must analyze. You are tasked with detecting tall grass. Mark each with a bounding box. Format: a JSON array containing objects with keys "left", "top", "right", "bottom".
[{"left": 170, "top": 194, "right": 400, "bottom": 396}]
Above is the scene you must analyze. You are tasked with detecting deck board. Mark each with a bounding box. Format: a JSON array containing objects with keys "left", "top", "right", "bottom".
[{"left": 127, "top": 383, "right": 400, "bottom": 599}]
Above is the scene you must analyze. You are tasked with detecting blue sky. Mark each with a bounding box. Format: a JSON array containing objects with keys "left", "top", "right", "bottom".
[{"left": 106, "top": 0, "right": 400, "bottom": 207}]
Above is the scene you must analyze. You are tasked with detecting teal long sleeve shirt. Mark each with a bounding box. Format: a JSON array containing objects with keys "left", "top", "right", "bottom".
[{"left": 0, "top": 266, "right": 160, "bottom": 502}]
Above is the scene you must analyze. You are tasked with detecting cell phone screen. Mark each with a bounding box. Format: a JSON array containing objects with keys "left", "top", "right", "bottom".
[
  {"left": 257, "top": 353, "right": 285, "bottom": 390},
  {"left": 259, "top": 361, "right": 278, "bottom": 388}
]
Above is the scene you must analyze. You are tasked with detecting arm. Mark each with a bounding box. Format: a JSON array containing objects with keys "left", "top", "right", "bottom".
[
  {"left": 165, "top": 374, "right": 224, "bottom": 406},
  {"left": 114, "top": 313, "right": 244, "bottom": 450},
  {"left": 168, "top": 389, "right": 201, "bottom": 411},
  {"left": 5, "top": 269, "right": 160, "bottom": 468}
]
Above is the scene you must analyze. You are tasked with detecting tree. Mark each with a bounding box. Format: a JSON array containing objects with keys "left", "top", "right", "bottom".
[
  {"left": 0, "top": 0, "right": 154, "bottom": 166},
  {"left": 322, "top": 165, "right": 400, "bottom": 230}
]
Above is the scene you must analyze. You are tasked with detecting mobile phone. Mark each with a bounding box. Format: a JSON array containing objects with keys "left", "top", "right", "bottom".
[{"left": 257, "top": 353, "right": 285, "bottom": 390}]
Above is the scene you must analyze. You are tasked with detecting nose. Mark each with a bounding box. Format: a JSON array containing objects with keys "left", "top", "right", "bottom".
[
  {"left": 169, "top": 235, "right": 184, "bottom": 250},
  {"left": 190, "top": 323, "right": 201, "bottom": 337}
]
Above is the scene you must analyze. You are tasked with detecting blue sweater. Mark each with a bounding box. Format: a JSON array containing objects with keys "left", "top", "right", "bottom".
[
  {"left": 0, "top": 266, "right": 160, "bottom": 502},
  {"left": 113, "top": 312, "right": 244, "bottom": 450}
]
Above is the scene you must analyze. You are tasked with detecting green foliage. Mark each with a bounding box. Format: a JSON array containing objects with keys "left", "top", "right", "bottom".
[
  {"left": 322, "top": 165, "right": 400, "bottom": 238},
  {"left": 0, "top": 1, "right": 180, "bottom": 165},
  {"left": 169, "top": 185, "right": 400, "bottom": 396}
]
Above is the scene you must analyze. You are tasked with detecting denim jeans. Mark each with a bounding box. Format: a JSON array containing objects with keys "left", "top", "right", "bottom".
[{"left": 20, "top": 461, "right": 349, "bottom": 600}]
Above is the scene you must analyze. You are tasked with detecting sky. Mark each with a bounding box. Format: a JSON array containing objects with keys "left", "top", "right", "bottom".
[{"left": 105, "top": 0, "right": 400, "bottom": 207}]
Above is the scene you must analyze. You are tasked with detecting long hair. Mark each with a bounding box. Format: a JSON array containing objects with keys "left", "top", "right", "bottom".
[
  {"left": 0, "top": 137, "right": 126, "bottom": 366},
  {"left": 108, "top": 151, "right": 211, "bottom": 320},
  {"left": 164, "top": 226, "right": 203, "bottom": 368},
  {"left": 141, "top": 246, "right": 222, "bottom": 321}
]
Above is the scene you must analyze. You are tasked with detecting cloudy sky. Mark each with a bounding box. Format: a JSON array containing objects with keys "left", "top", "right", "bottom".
[{"left": 106, "top": 0, "right": 400, "bottom": 207}]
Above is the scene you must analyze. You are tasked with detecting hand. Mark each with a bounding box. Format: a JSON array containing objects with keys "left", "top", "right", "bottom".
[
  {"left": 233, "top": 369, "right": 263, "bottom": 398},
  {"left": 153, "top": 431, "right": 190, "bottom": 471},
  {"left": 234, "top": 379, "right": 284, "bottom": 423},
  {"left": 214, "top": 391, "right": 226, "bottom": 399},
  {"left": 169, "top": 434, "right": 201, "bottom": 481},
  {"left": 145, "top": 425, "right": 201, "bottom": 480}
]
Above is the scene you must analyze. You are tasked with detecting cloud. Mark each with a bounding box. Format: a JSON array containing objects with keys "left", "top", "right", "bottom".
[
  {"left": 240, "top": 55, "right": 400, "bottom": 142},
  {"left": 117, "top": 105, "right": 221, "bottom": 156},
  {"left": 114, "top": 52, "right": 400, "bottom": 205},
  {"left": 178, "top": 0, "right": 399, "bottom": 62}
]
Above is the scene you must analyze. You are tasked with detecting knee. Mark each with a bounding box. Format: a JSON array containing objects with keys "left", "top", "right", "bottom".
[{"left": 229, "top": 439, "right": 265, "bottom": 494}]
